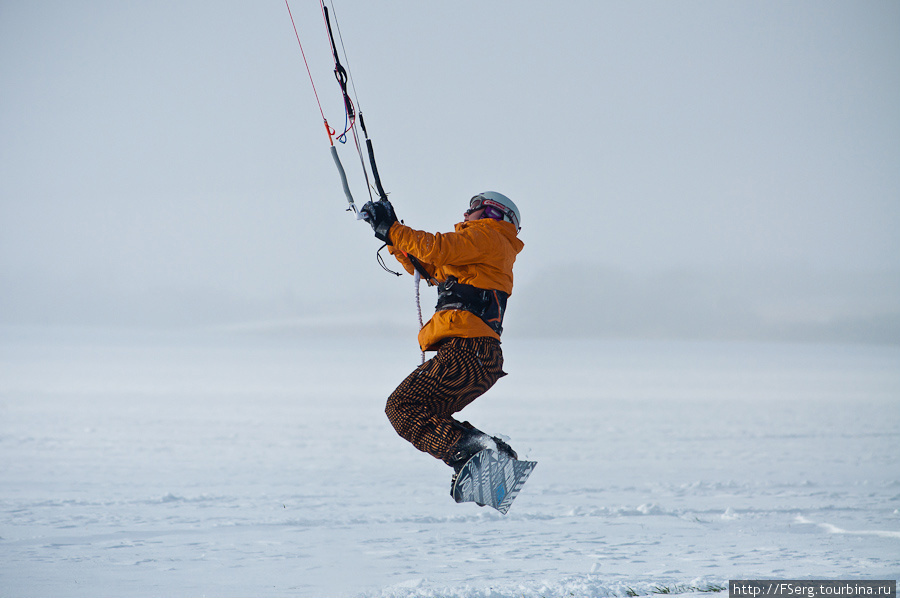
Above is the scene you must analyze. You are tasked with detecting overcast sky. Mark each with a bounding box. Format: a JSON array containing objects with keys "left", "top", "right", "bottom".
[{"left": 1, "top": 1, "right": 898, "bottom": 337}]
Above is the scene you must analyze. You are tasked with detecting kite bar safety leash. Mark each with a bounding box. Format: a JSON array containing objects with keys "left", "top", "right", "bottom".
[{"left": 414, "top": 270, "right": 426, "bottom": 364}]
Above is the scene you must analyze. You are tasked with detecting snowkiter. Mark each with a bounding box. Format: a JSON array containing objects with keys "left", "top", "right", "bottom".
[{"left": 359, "top": 192, "right": 525, "bottom": 479}]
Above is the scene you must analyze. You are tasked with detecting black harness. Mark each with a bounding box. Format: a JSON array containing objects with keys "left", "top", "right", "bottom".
[{"left": 435, "top": 276, "right": 509, "bottom": 336}]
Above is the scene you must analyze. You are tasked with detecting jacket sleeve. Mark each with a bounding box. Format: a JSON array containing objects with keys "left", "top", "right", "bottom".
[
  {"left": 389, "top": 222, "right": 497, "bottom": 268},
  {"left": 387, "top": 243, "right": 437, "bottom": 278}
]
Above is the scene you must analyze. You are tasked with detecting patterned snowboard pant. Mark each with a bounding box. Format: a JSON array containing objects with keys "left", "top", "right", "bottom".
[{"left": 385, "top": 337, "right": 506, "bottom": 464}]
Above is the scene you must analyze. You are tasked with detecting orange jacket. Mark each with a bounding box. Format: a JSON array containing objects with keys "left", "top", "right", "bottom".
[{"left": 388, "top": 218, "right": 524, "bottom": 351}]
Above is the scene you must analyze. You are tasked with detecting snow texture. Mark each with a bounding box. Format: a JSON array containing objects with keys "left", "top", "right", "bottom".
[{"left": 1, "top": 329, "right": 898, "bottom": 597}]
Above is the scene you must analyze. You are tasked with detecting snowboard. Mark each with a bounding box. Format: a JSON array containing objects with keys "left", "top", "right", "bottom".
[{"left": 451, "top": 448, "right": 537, "bottom": 515}]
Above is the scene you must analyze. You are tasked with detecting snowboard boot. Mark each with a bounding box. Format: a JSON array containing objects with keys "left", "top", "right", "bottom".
[
  {"left": 492, "top": 436, "right": 518, "bottom": 461},
  {"left": 447, "top": 426, "right": 518, "bottom": 495}
]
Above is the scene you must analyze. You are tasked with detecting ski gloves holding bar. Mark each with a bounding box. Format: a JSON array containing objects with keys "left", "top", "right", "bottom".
[{"left": 360, "top": 198, "right": 398, "bottom": 245}]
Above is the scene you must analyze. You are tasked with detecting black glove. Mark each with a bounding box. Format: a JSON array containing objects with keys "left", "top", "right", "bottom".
[{"left": 359, "top": 198, "right": 398, "bottom": 244}]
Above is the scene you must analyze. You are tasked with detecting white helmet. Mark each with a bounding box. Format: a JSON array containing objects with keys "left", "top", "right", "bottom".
[{"left": 469, "top": 191, "right": 521, "bottom": 232}]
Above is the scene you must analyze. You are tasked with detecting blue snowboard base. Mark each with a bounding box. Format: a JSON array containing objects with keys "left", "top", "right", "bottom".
[{"left": 451, "top": 448, "right": 536, "bottom": 515}]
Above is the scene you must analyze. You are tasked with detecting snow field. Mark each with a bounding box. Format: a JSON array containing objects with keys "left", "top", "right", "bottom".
[{"left": 1, "top": 331, "right": 898, "bottom": 597}]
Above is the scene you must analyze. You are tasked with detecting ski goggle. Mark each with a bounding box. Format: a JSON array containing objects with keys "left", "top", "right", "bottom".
[
  {"left": 466, "top": 195, "right": 518, "bottom": 229},
  {"left": 465, "top": 199, "right": 502, "bottom": 218},
  {"left": 465, "top": 196, "right": 487, "bottom": 215}
]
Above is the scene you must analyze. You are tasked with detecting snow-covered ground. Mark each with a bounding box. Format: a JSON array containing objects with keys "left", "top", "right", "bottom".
[{"left": 1, "top": 329, "right": 898, "bottom": 597}]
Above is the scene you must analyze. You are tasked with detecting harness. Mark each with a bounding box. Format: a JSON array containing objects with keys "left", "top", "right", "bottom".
[{"left": 435, "top": 276, "right": 509, "bottom": 336}]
